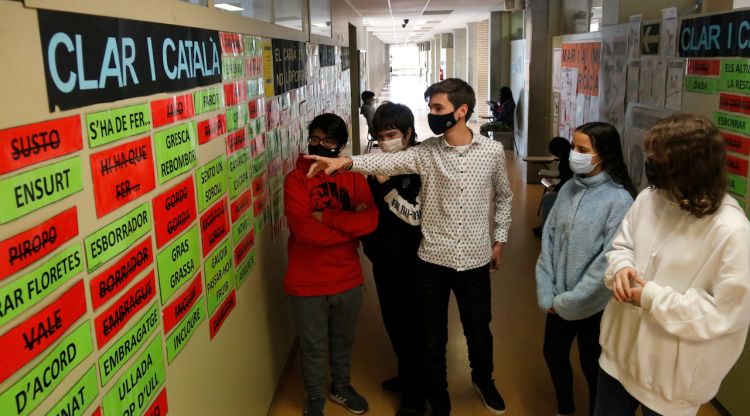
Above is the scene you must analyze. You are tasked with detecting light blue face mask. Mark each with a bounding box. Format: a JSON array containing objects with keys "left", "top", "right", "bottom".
[{"left": 569, "top": 150, "right": 600, "bottom": 174}]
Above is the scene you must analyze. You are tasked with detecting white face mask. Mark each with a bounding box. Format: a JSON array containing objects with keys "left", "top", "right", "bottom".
[
  {"left": 569, "top": 150, "right": 600, "bottom": 174},
  {"left": 379, "top": 138, "right": 405, "bottom": 153}
]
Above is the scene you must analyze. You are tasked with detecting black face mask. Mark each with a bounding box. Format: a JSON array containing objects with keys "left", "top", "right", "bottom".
[
  {"left": 308, "top": 144, "right": 340, "bottom": 158},
  {"left": 644, "top": 159, "right": 662, "bottom": 188},
  {"left": 428, "top": 112, "right": 457, "bottom": 135}
]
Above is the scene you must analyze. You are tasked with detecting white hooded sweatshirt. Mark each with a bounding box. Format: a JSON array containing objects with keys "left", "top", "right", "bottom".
[{"left": 601, "top": 188, "right": 750, "bottom": 416}]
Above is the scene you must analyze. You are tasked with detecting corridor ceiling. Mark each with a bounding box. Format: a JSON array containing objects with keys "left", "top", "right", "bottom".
[{"left": 347, "top": 0, "right": 515, "bottom": 45}]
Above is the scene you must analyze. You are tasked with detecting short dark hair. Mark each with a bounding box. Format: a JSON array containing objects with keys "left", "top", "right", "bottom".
[
  {"left": 576, "top": 122, "right": 637, "bottom": 198},
  {"left": 424, "top": 78, "right": 476, "bottom": 120},
  {"left": 308, "top": 113, "right": 348, "bottom": 148},
  {"left": 644, "top": 113, "right": 726, "bottom": 218},
  {"left": 361, "top": 91, "right": 375, "bottom": 102},
  {"left": 372, "top": 101, "right": 417, "bottom": 145}
]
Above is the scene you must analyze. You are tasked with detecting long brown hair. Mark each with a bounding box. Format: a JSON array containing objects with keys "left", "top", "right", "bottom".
[
  {"left": 576, "top": 122, "right": 638, "bottom": 198},
  {"left": 644, "top": 114, "right": 726, "bottom": 218}
]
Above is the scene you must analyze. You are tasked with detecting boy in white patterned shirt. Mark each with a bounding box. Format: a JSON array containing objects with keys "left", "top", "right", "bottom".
[{"left": 308, "top": 79, "right": 513, "bottom": 416}]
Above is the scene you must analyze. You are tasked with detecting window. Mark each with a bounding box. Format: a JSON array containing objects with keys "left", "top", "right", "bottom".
[
  {"left": 310, "top": 0, "right": 332, "bottom": 37},
  {"left": 214, "top": 0, "right": 272, "bottom": 24},
  {"left": 273, "top": 0, "right": 303, "bottom": 31}
]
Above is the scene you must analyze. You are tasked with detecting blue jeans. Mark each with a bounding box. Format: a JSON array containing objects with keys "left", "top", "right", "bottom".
[
  {"left": 593, "top": 368, "right": 662, "bottom": 416},
  {"left": 415, "top": 259, "right": 494, "bottom": 413}
]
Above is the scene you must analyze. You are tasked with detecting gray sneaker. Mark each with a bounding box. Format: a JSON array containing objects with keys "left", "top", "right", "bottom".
[
  {"left": 303, "top": 397, "right": 325, "bottom": 416},
  {"left": 329, "top": 384, "right": 369, "bottom": 414}
]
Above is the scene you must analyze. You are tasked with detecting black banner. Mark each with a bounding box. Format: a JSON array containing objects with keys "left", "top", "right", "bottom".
[
  {"left": 271, "top": 39, "right": 306, "bottom": 96},
  {"left": 38, "top": 10, "right": 223, "bottom": 111},
  {"left": 341, "top": 47, "right": 350, "bottom": 71},
  {"left": 680, "top": 9, "right": 750, "bottom": 57},
  {"left": 319, "top": 44, "right": 335, "bottom": 67}
]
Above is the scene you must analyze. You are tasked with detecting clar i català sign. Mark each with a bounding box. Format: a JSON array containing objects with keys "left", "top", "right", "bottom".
[{"left": 38, "top": 10, "right": 223, "bottom": 111}]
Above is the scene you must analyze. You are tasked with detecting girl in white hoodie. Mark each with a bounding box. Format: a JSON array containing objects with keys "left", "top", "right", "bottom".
[{"left": 595, "top": 114, "right": 750, "bottom": 416}]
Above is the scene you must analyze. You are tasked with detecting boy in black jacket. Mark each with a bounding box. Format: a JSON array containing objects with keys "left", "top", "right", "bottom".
[{"left": 361, "top": 102, "right": 424, "bottom": 416}]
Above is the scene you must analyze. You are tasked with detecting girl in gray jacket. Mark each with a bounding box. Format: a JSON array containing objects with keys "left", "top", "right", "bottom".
[{"left": 535, "top": 122, "right": 637, "bottom": 416}]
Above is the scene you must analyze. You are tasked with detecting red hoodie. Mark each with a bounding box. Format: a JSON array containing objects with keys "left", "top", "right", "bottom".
[{"left": 283, "top": 155, "right": 378, "bottom": 296}]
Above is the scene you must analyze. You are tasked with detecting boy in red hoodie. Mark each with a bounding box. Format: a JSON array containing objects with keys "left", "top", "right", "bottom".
[{"left": 284, "top": 113, "right": 378, "bottom": 416}]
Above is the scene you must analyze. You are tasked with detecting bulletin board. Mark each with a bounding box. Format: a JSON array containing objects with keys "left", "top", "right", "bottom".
[
  {"left": 0, "top": 2, "right": 353, "bottom": 416},
  {"left": 551, "top": 7, "right": 750, "bottom": 414}
]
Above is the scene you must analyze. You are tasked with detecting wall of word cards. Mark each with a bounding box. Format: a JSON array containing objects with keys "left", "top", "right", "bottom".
[{"left": 0, "top": 4, "right": 352, "bottom": 416}]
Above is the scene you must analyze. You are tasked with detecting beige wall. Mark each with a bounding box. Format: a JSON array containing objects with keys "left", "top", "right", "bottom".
[{"left": 0, "top": 0, "right": 363, "bottom": 414}]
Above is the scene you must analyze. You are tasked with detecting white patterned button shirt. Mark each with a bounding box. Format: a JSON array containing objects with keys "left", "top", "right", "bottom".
[{"left": 351, "top": 133, "right": 513, "bottom": 271}]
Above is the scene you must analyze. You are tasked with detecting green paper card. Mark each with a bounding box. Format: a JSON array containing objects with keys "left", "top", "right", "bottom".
[
  {"left": 0, "top": 156, "right": 83, "bottom": 224},
  {"left": 232, "top": 210, "right": 254, "bottom": 244},
  {"left": 684, "top": 76, "right": 718, "bottom": 94},
  {"left": 153, "top": 121, "right": 198, "bottom": 184},
  {"left": 0, "top": 244, "right": 82, "bottom": 327},
  {"left": 98, "top": 302, "right": 160, "bottom": 385},
  {"left": 228, "top": 149, "right": 251, "bottom": 199},
  {"left": 223, "top": 57, "right": 245, "bottom": 80},
  {"left": 102, "top": 335, "right": 165, "bottom": 416},
  {"left": 165, "top": 299, "right": 205, "bottom": 363},
  {"left": 44, "top": 365, "right": 98, "bottom": 416},
  {"left": 157, "top": 225, "right": 200, "bottom": 302},
  {"left": 195, "top": 155, "right": 227, "bottom": 212},
  {"left": 204, "top": 238, "right": 234, "bottom": 315},
  {"left": 235, "top": 248, "right": 256, "bottom": 287},
  {"left": 86, "top": 103, "right": 151, "bottom": 148},
  {"left": 728, "top": 173, "right": 748, "bottom": 196},
  {"left": 194, "top": 86, "right": 222, "bottom": 115},
  {"left": 85, "top": 202, "right": 151, "bottom": 272},
  {"left": 720, "top": 59, "right": 750, "bottom": 94},
  {"left": 715, "top": 111, "right": 750, "bottom": 136}
]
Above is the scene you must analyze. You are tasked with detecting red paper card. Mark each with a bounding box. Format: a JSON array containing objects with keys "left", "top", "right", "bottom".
[{"left": 0, "top": 115, "right": 82, "bottom": 174}]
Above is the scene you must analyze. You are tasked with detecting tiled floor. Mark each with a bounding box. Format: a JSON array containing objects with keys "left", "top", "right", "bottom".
[{"left": 268, "top": 76, "right": 722, "bottom": 416}]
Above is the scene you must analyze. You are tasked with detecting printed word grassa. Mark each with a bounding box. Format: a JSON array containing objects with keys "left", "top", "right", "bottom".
[{"left": 47, "top": 33, "right": 221, "bottom": 93}]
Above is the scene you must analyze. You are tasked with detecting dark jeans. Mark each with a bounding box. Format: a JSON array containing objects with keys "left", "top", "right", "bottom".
[
  {"left": 543, "top": 311, "right": 603, "bottom": 416},
  {"left": 372, "top": 260, "right": 425, "bottom": 409},
  {"left": 415, "top": 259, "right": 494, "bottom": 413},
  {"left": 593, "top": 368, "right": 662, "bottom": 416}
]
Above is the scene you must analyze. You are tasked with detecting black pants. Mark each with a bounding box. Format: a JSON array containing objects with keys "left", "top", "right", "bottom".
[
  {"left": 543, "top": 311, "right": 603, "bottom": 416},
  {"left": 593, "top": 368, "right": 662, "bottom": 416},
  {"left": 372, "top": 260, "right": 425, "bottom": 409},
  {"left": 415, "top": 259, "right": 494, "bottom": 413}
]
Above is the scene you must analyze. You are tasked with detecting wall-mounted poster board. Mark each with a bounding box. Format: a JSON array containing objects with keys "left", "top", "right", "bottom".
[{"left": 0, "top": 1, "right": 354, "bottom": 415}]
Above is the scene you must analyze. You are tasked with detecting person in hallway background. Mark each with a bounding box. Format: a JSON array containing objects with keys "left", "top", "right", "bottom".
[
  {"left": 305, "top": 78, "right": 513, "bottom": 416},
  {"left": 283, "top": 113, "right": 378, "bottom": 416},
  {"left": 480, "top": 86, "right": 515, "bottom": 137},
  {"left": 533, "top": 136, "right": 574, "bottom": 238},
  {"left": 535, "top": 122, "right": 636, "bottom": 416},
  {"left": 361, "top": 91, "right": 377, "bottom": 141},
  {"left": 596, "top": 114, "right": 750, "bottom": 416},
  {"left": 361, "top": 102, "right": 425, "bottom": 416}
]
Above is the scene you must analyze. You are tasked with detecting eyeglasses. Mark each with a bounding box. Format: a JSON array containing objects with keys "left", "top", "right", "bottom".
[{"left": 308, "top": 136, "right": 338, "bottom": 148}]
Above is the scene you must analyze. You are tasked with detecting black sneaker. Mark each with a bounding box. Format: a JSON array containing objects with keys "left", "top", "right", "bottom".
[
  {"left": 330, "top": 384, "right": 369, "bottom": 414},
  {"left": 472, "top": 380, "right": 506, "bottom": 415},
  {"left": 303, "top": 397, "right": 325, "bottom": 416},
  {"left": 381, "top": 376, "right": 401, "bottom": 392}
]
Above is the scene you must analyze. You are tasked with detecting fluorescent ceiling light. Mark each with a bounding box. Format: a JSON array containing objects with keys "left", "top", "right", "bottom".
[
  {"left": 313, "top": 23, "right": 328, "bottom": 27},
  {"left": 215, "top": 3, "right": 244, "bottom": 11}
]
